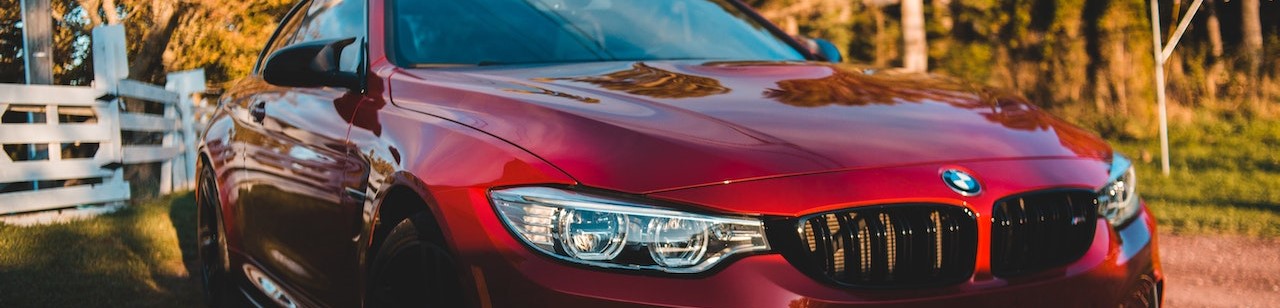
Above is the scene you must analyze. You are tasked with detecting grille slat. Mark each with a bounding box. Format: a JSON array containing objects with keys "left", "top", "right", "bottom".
[
  {"left": 835, "top": 213, "right": 856, "bottom": 280},
  {"left": 991, "top": 190, "right": 1098, "bottom": 277},
  {"left": 792, "top": 205, "right": 976, "bottom": 288}
]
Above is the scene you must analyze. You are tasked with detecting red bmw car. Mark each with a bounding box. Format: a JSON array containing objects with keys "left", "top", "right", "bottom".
[{"left": 196, "top": 0, "right": 1162, "bottom": 307}]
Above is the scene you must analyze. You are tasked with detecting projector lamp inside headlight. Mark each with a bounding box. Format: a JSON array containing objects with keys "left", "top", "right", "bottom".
[{"left": 490, "top": 186, "right": 769, "bottom": 273}]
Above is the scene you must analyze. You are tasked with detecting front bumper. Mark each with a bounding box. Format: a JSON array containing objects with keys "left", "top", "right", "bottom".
[{"left": 442, "top": 192, "right": 1160, "bottom": 307}]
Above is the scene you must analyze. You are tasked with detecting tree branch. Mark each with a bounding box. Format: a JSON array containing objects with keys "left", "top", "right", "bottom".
[
  {"left": 102, "top": 0, "right": 122, "bottom": 24},
  {"left": 77, "top": 0, "right": 103, "bottom": 27}
]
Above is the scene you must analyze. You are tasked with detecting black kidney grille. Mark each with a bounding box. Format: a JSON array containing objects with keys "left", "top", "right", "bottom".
[
  {"left": 991, "top": 190, "right": 1098, "bottom": 277},
  {"left": 795, "top": 205, "right": 976, "bottom": 287}
]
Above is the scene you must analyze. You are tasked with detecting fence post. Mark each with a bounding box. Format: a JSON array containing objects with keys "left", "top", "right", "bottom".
[
  {"left": 91, "top": 25, "right": 128, "bottom": 91},
  {"left": 166, "top": 69, "right": 205, "bottom": 191},
  {"left": 101, "top": 95, "right": 128, "bottom": 204},
  {"left": 160, "top": 104, "right": 175, "bottom": 194},
  {"left": 92, "top": 24, "right": 131, "bottom": 201},
  {"left": 0, "top": 84, "right": 130, "bottom": 217}
]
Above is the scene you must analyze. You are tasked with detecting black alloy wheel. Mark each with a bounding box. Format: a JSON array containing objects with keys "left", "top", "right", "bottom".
[
  {"left": 197, "top": 161, "right": 242, "bottom": 307},
  {"left": 367, "top": 214, "right": 465, "bottom": 307}
]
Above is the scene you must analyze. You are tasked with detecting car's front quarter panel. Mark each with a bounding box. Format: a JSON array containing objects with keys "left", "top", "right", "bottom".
[{"left": 344, "top": 67, "right": 578, "bottom": 305}]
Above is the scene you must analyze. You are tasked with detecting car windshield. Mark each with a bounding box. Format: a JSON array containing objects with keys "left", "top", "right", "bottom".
[{"left": 389, "top": 0, "right": 807, "bottom": 66}]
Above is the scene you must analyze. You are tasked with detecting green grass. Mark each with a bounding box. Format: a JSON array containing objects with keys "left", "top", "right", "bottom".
[
  {"left": 1109, "top": 119, "right": 1280, "bottom": 237},
  {"left": 0, "top": 193, "right": 203, "bottom": 307}
]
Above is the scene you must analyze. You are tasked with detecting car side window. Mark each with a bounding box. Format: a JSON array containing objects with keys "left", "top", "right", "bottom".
[
  {"left": 254, "top": 2, "right": 311, "bottom": 75},
  {"left": 290, "top": 0, "right": 368, "bottom": 74}
]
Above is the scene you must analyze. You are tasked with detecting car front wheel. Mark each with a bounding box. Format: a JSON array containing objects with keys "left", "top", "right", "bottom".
[
  {"left": 367, "top": 214, "right": 464, "bottom": 307},
  {"left": 197, "top": 161, "right": 243, "bottom": 307}
]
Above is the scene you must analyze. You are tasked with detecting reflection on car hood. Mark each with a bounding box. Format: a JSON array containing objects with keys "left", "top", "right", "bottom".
[{"left": 389, "top": 61, "right": 1111, "bottom": 193}]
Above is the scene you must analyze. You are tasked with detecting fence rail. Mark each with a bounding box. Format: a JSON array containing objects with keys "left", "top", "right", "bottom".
[
  {"left": 0, "top": 78, "right": 197, "bottom": 215},
  {"left": 0, "top": 84, "right": 128, "bottom": 214},
  {"left": 1, "top": 24, "right": 203, "bottom": 219}
]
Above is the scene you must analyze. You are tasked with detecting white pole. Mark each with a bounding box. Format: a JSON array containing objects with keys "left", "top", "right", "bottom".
[
  {"left": 165, "top": 69, "right": 205, "bottom": 191},
  {"left": 1150, "top": 0, "right": 1171, "bottom": 176},
  {"left": 1162, "top": 0, "right": 1206, "bottom": 60}
]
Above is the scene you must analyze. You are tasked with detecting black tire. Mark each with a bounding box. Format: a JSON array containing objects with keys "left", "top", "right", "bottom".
[
  {"left": 197, "top": 161, "right": 246, "bottom": 307},
  {"left": 367, "top": 214, "right": 465, "bottom": 307}
]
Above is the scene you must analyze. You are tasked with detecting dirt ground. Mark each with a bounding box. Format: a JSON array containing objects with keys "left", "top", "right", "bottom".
[{"left": 1160, "top": 234, "right": 1280, "bottom": 307}]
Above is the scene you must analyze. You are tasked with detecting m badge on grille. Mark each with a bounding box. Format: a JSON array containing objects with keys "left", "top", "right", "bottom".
[{"left": 941, "top": 169, "right": 981, "bottom": 196}]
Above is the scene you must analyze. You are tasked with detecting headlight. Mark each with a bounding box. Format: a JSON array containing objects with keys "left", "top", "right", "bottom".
[
  {"left": 1098, "top": 154, "right": 1140, "bottom": 227},
  {"left": 489, "top": 186, "right": 769, "bottom": 273}
]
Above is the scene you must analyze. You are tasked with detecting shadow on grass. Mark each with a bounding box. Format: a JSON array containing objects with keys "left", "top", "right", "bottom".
[
  {"left": 0, "top": 193, "right": 204, "bottom": 307},
  {"left": 169, "top": 191, "right": 201, "bottom": 289}
]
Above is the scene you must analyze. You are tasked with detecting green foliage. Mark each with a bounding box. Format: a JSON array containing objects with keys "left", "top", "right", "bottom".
[
  {"left": 935, "top": 43, "right": 994, "bottom": 82},
  {"left": 0, "top": 0, "right": 23, "bottom": 84},
  {"left": 1, "top": 0, "right": 95, "bottom": 85},
  {"left": 755, "top": 0, "right": 1279, "bottom": 141},
  {"left": 165, "top": 0, "right": 295, "bottom": 87},
  {"left": 0, "top": 0, "right": 293, "bottom": 87}
]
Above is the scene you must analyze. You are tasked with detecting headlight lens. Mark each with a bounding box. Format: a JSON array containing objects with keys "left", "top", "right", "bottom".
[
  {"left": 490, "top": 186, "right": 769, "bottom": 273},
  {"left": 1098, "top": 154, "right": 1140, "bottom": 227}
]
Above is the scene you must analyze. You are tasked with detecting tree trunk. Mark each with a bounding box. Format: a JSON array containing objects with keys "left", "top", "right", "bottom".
[
  {"left": 1166, "top": 0, "right": 1184, "bottom": 93},
  {"left": 76, "top": 0, "right": 103, "bottom": 27},
  {"left": 930, "top": 0, "right": 952, "bottom": 64},
  {"left": 1109, "top": 37, "right": 1130, "bottom": 115},
  {"left": 128, "top": 2, "right": 187, "bottom": 83},
  {"left": 783, "top": 15, "right": 798, "bottom": 35},
  {"left": 1240, "top": 0, "right": 1263, "bottom": 99},
  {"left": 1204, "top": 0, "right": 1223, "bottom": 99},
  {"left": 101, "top": 0, "right": 121, "bottom": 24},
  {"left": 1205, "top": 1, "right": 1223, "bottom": 58},
  {"left": 872, "top": 4, "right": 888, "bottom": 67},
  {"left": 932, "top": 0, "right": 952, "bottom": 32},
  {"left": 901, "top": 0, "right": 927, "bottom": 72}
]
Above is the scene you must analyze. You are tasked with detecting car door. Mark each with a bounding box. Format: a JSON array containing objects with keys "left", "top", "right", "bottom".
[{"left": 230, "top": 0, "right": 369, "bottom": 306}]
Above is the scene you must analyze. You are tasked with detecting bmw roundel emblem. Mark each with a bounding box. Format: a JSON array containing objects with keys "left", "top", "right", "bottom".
[{"left": 941, "top": 169, "right": 982, "bottom": 196}]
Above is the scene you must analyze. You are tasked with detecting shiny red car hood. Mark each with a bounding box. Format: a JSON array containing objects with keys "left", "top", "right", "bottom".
[{"left": 389, "top": 61, "right": 1111, "bottom": 193}]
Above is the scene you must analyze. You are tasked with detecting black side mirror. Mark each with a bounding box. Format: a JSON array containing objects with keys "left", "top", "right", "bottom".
[
  {"left": 798, "top": 37, "right": 842, "bottom": 63},
  {"left": 263, "top": 37, "right": 361, "bottom": 90}
]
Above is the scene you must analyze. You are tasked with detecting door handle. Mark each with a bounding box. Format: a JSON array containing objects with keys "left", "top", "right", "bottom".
[{"left": 250, "top": 101, "right": 267, "bottom": 123}]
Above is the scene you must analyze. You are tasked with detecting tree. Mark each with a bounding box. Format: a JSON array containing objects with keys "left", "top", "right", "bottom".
[
  {"left": 2, "top": 0, "right": 290, "bottom": 86},
  {"left": 1239, "top": 0, "right": 1263, "bottom": 99},
  {"left": 73, "top": 0, "right": 198, "bottom": 83},
  {"left": 1, "top": 0, "right": 24, "bottom": 83},
  {"left": 901, "top": 0, "right": 927, "bottom": 72},
  {"left": 1, "top": 0, "right": 97, "bottom": 85},
  {"left": 1203, "top": 0, "right": 1224, "bottom": 98}
]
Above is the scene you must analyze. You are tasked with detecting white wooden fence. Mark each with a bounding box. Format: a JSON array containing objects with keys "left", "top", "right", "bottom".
[
  {"left": 0, "top": 84, "right": 130, "bottom": 214},
  {"left": 0, "top": 25, "right": 202, "bottom": 217}
]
